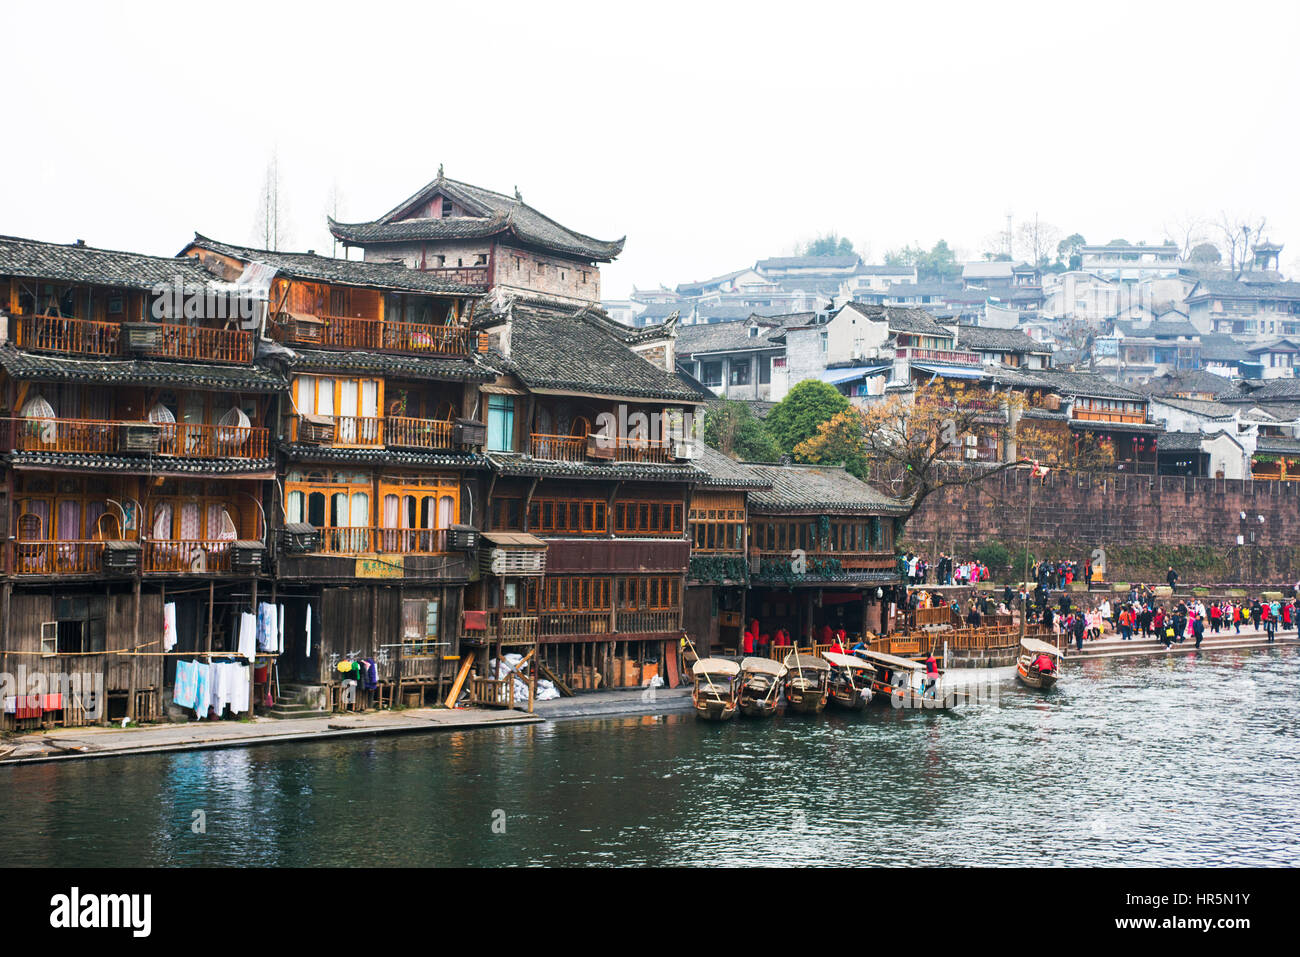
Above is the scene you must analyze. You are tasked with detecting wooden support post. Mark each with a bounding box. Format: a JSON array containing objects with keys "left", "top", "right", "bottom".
[
  {"left": 248, "top": 578, "right": 258, "bottom": 718},
  {"left": 128, "top": 574, "right": 141, "bottom": 721}
]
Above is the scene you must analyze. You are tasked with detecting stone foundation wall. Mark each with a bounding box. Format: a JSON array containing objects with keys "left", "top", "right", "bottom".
[{"left": 898, "top": 471, "right": 1300, "bottom": 585}]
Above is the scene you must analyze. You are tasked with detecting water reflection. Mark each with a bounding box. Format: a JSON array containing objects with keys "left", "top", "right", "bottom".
[{"left": 1, "top": 647, "right": 1296, "bottom": 866}]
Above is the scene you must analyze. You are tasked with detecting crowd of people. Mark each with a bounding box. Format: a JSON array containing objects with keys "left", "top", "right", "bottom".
[
  {"left": 1030, "top": 558, "right": 1090, "bottom": 590},
  {"left": 1036, "top": 587, "right": 1298, "bottom": 652},
  {"left": 902, "top": 553, "right": 991, "bottom": 586}
]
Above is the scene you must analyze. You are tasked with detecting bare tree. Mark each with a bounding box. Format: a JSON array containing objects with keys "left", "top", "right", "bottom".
[
  {"left": 1162, "top": 213, "right": 1210, "bottom": 261},
  {"left": 1216, "top": 212, "right": 1268, "bottom": 273},
  {"left": 1015, "top": 214, "right": 1061, "bottom": 268},
  {"left": 255, "top": 152, "right": 290, "bottom": 251}
]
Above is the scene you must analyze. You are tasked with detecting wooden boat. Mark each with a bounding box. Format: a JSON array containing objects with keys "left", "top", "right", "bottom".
[
  {"left": 1016, "top": 637, "right": 1063, "bottom": 690},
  {"left": 738, "top": 656, "right": 787, "bottom": 717},
  {"left": 692, "top": 658, "right": 740, "bottom": 721},
  {"left": 782, "top": 653, "right": 830, "bottom": 714},
  {"left": 822, "top": 651, "right": 875, "bottom": 711},
  {"left": 853, "top": 648, "right": 944, "bottom": 707}
]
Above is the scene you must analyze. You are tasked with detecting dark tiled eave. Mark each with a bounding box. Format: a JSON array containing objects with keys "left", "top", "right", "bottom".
[
  {"left": 0, "top": 347, "right": 286, "bottom": 392},
  {"left": 7, "top": 451, "right": 275, "bottom": 477},
  {"left": 485, "top": 452, "right": 702, "bottom": 483},
  {"left": 285, "top": 348, "right": 493, "bottom": 382},
  {"left": 281, "top": 445, "right": 487, "bottom": 469}
]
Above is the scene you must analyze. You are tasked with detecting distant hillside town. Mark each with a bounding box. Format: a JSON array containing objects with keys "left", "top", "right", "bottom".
[{"left": 603, "top": 238, "right": 1299, "bottom": 395}]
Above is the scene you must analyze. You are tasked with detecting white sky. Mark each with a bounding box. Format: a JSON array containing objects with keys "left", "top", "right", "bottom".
[{"left": 3, "top": 0, "right": 1297, "bottom": 298}]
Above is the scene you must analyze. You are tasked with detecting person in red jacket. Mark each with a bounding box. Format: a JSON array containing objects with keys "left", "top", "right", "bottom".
[{"left": 742, "top": 628, "right": 755, "bottom": 655}]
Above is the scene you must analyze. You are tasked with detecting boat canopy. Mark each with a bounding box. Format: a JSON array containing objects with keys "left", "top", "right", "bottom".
[
  {"left": 854, "top": 649, "right": 925, "bottom": 671},
  {"left": 1020, "top": 637, "right": 1063, "bottom": 657},
  {"left": 693, "top": 657, "right": 741, "bottom": 677},
  {"left": 822, "top": 651, "right": 876, "bottom": 672},
  {"left": 740, "top": 656, "right": 787, "bottom": 677},
  {"left": 784, "top": 653, "right": 831, "bottom": 672}
]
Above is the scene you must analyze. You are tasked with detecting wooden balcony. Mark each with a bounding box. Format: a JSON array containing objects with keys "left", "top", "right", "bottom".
[
  {"left": 314, "top": 527, "right": 448, "bottom": 555},
  {"left": 15, "top": 314, "right": 121, "bottom": 356},
  {"left": 158, "top": 422, "right": 269, "bottom": 459},
  {"left": 896, "top": 346, "right": 981, "bottom": 365},
  {"left": 12, "top": 314, "right": 252, "bottom": 363},
  {"left": 284, "top": 315, "right": 474, "bottom": 356},
  {"left": 11, "top": 540, "right": 105, "bottom": 575},
  {"left": 147, "top": 322, "right": 253, "bottom": 364},
  {"left": 482, "top": 613, "right": 541, "bottom": 643},
  {"left": 144, "top": 540, "right": 234, "bottom": 574},
  {"left": 1073, "top": 410, "right": 1148, "bottom": 424},
  {"left": 753, "top": 549, "right": 896, "bottom": 574},
  {"left": 615, "top": 609, "right": 682, "bottom": 633},
  {"left": 386, "top": 416, "right": 454, "bottom": 450},
  {"left": 4, "top": 418, "right": 269, "bottom": 459},
  {"left": 529, "top": 433, "right": 673, "bottom": 463},
  {"left": 530, "top": 433, "right": 586, "bottom": 461}
]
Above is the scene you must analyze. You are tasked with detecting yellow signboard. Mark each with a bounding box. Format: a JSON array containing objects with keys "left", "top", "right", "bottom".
[{"left": 355, "top": 556, "right": 404, "bottom": 579}]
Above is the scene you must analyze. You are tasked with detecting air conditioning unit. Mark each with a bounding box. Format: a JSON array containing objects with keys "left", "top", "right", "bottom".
[
  {"left": 671, "top": 439, "right": 697, "bottom": 460},
  {"left": 296, "top": 413, "right": 334, "bottom": 445},
  {"left": 447, "top": 524, "right": 479, "bottom": 551},
  {"left": 122, "top": 322, "right": 162, "bottom": 352},
  {"left": 277, "top": 523, "right": 320, "bottom": 555},
  {"left": 231, "top": 541, "right": 266, "bottom": 572},
  {"left": 453, "top": 417, "right": 486, "bottom": 447},
  {"left": 118, "top": 422, "right": 161, "bottom": 454},
  {"left": 101, "top": 540, "right": 141, "bottom": 574}
]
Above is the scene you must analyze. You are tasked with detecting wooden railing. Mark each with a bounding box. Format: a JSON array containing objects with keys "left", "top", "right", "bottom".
[
  {"left": 896, "top": 346, "right": 980, "bottom": 365},
  {"left": 752, "top": 549, "right": 897, "bottom": 572},
  {"left": 293, "top": 315, "right": 475, "bottom": 356},
  {"left": 615, "top": 609, "right": 682, "bottom": 633},
  {"left": 15, "top": 314, "right": 121, "bottom": 356},
  {"left": 483, "top": 613, "right": 540, "bottom": 642},
  {"left": 159, "top": 422, "right": 269, "bottom": 459},
  {"left": 7, "top": 417, "right": 120, "bottom": 454},
  {"left": 11, "top": 540, "right": 105, "bottom": 575},
  {"left": 143, "top": 540, "right": 234, "bottom": 573},
  {"left": 4, "top": 418, "right": 268, "bottom": 459},
  {"left": 536, "top": 611, "right": 614, "bottom": 638},
  {"left": 332, "top": 416, "right": 385, "bottom": 446},
  {"left": 1073, "top": 410, "right": 1148, "bottom": 424},
  {"left": 608, "top": 436, "right": 671, "bottom": 463},
  {"left": 148, "top": 322, "right": 253, "bottom": 364},
  {"left": 530, "top": 433, "right": 586, "bottom": 461},
  {"left": 315, "top": 527, "right": 448, "bottom": 554},
  {"left": 386, "top": 416, "right": 454, "bottom": 450},
  {"left": 529, "top": 433, "right": 673, "bottom": 463}
]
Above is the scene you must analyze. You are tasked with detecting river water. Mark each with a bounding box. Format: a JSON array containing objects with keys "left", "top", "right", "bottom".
[{"left": 3, "top": 647, "right": 1296, "bottom": 867}]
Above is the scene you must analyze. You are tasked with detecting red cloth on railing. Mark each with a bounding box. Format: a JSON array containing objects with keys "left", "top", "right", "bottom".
[{"left": 463, "top": 610, "right": 488, "bottom": 631}]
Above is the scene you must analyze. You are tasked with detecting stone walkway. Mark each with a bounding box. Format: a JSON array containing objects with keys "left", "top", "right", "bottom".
[
  {"left": 0, "top": 705, "right": 541, "bottom": 766},
  {"left": 1057, "top": 624, "right": 1298, "bottom": 662}
]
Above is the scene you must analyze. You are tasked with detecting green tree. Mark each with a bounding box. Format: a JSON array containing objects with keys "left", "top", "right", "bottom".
[
  {"left": 1057, "top": 232, "right": 1086, "bottom": 270},
  {"left": 792, "top": 407, "right": 870, "bottom": 479},
  {"left": 802, "top": 233, "right": 855, "bottom": 257},
  {"left": 765, "top": 380, "right": 849, "bottom": 454},
  {"left": 704, "top": 400, "right": 781, "bottom": 462},
  {"left": 885, "top": 239, "right": 960, "bottom": 282}
]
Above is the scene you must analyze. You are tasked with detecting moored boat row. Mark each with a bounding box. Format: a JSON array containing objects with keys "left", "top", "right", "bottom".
[{"left": 693, "top": 638, "right": 1063, "bottom": 720}]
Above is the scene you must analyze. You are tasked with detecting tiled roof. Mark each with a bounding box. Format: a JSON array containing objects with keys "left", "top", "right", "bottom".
[
  {"left": 281, "top": 445, "right": 486, "bottom": 469},
  {"left": 484, "top": 451, "right": 701, "bottom": 483},
  {"left": 327, "top": 175, "right": 624, "bottom": 262},
  {"left": 183, "top": 235, "right": 482, "bottom": 295},
  {"left": 1198, "top": 334, "right": 1254, "bottom": 363},
  {"left": 1137, "top": 368, "right": 1235, "bottom": 398},
  {"left": 838, "top": 302, "right": 953, "bottom": 337},
  {"left": 756, "top": 255, "right": 861, "bottom": 271},
  {"left": 0, "top": 233, "right": 213, "bottom": 290},
  {"left": 1225, "top": 377, "right": 1300, "bottom": 402},
  {"left": 481, "top": 299, "right": 708, "bottom": 402},
  {"left": 7, "top": 451, "right": 275, "bottom": 476},
  {"left": 741, "top": 462, "right": 906, "bottom": 514},
  {"left": 0, "top": 347, "right": 286, "bottom": 391},
  {"left": 284, "top": 347, "right": 493, "bottom": 381},
  {"left": 693, "top": 443, "right": 771, "bottom": 488},
  {"left": 1256, "top": 436, "right": 1300, "bottom": 454},
  {"left": 955, "top": 324, "right": 1048, "bottom": 353},
  {"left": 1156, "top": 431, "right": 1207, "bottom": 452},
  {"left": 676, "top": 318, "right": 785, "bottom": 356},
  {"left": 1188, "top": 280, "right": 1300, "bottom": 301},
  {"left": 1147, "top": 395, "right": 1238, "bottom": 419},
  {"left": 1028, "top": 367, "right": 1147, "bottom": 401}
]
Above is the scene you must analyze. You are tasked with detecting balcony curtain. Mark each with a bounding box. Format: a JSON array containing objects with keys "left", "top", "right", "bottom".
[{"left": 57, "top": 500, "right": 81, "bottom": 541}]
